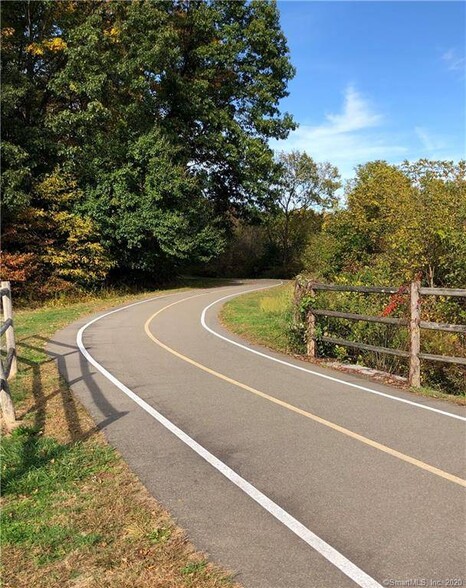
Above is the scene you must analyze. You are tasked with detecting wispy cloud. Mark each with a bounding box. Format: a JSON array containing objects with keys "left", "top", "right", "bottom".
[
  {"left": 317, "top": 85, "right": 382, "bottom": 135},
  {"left": 413, "top": 127, "right": 464, "bottom": 162},
  {"left": 442, "top": 48, "right": 465, "bottom": 72},
  {"left": 414, "top": 127, "right": 445, "bottom": 154},
  {"left": 272, "top": 85, "right": 407, "bottom": 179}
]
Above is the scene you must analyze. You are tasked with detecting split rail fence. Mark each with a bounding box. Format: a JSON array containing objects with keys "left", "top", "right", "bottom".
[
  {"left": 294, "top": 279, "right": 466, "bottom": 387},
  {"left": 0, "top": 281, "right": 17, "bottom": 427}
]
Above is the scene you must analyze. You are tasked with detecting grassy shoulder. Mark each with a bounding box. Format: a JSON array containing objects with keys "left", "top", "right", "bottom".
[
  {"left": 220, "top": 284, "right": 465, "bottom": 405},
  {"left": 1, "top": 283, "right": 239, "bottom": 588},
  {"left": 220, "top": 284, "right": 293, "bottom": 354}
]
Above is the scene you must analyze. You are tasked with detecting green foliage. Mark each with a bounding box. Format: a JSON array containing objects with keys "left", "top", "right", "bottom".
[
  {"left": 86, "top": 129, "right": 225, "bottom": 277},
  {"left": 300, "top": 229, "right": 340, "bottom": 280},
  {"left": 305, "top": 160, "right": 466, "bottom": 287},
  {"left": 200, "top": 220, "right": 270, "bottom": 277},
  {"left": 265, "top": 151, "right": 340, "bottom": 274},
  {"left": 275, "top": 151, "right": 341, "bottom": 211},
  {"left": 299, "top": 160, "right": 466, "bottom": 395},
  {"left": 1, "top": 1, "right": 295, "bottom": 296}
]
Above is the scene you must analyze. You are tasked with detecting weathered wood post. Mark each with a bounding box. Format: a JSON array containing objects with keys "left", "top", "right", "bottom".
[
  {"left": 0, "top": 359, "right": 16, "bottom": 427},
  {"left": 306, "top": 283, "right": 316, "bottom": 358},
  {"left": 0, "top": 281, "right": 17, "bottom": 428},
  {"left": 2, "top": 281, "right": 17, "bottom": 377},
  {"left": 408, "top": 279, "right": 421, "bottom": 387}
]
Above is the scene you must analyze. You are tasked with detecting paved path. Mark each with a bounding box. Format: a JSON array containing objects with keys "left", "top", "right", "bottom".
[{"left": 48, "top": 280, "right": 466, "bottom": 588}]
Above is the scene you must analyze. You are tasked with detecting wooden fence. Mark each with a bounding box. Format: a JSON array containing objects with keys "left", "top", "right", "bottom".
[
  {"left": 294, "top": 279, "right": 466, "bottom": 387},
  {"left": 0, "top": 281, "right": 17, "bottom": 427}
]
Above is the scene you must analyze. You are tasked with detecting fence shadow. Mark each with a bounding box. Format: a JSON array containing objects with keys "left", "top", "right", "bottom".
[{"left": 15, "top": 334, "right": 128, "bottom": 444}]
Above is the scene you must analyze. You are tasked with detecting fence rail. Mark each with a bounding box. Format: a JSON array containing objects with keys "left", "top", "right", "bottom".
[
  {"left": 1, "top": 281, "right": 17, "bottom": 427},
  {"left": 294, "top": 278, "right": 466, "bottom": 387}
]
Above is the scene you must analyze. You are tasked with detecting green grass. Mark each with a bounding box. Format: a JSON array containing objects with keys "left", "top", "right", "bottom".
[
  {"left": 181, "top": 560, "right": 208, "bottom": 575},
  {"left": 220, "top": 284, "right": 293, "bottom": 353},
  {"left": 1, "top": 425, "right": 115, "bottom": 498},
  {"left": 1, "top": 425, "right": 115, "bottom": 565}
]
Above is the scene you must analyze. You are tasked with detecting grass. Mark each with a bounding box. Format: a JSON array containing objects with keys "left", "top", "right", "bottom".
[
  {"left": 220, "top": 284, "right": 466, "bottom": 405},
  {"left": 220, "top": 284, "right": 293, "bottom": 353},
  {"left": 409, "top": 385, "right": 466, "bottom": 405},
  {"left": 1, "top": 281, "right": 240, "bottom": 588}
]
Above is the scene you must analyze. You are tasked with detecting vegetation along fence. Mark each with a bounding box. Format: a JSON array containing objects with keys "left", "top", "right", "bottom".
[
  {"left": 0, "top": 281, "right": 17, "bottom": 427},
  {"left": 294, "top": 279, "right": 466, "bottom": 387}
]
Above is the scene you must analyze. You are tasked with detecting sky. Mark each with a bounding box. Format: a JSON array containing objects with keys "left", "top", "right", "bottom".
[{"left": 272, "top": 1, "right": 466, "bottom": 179}]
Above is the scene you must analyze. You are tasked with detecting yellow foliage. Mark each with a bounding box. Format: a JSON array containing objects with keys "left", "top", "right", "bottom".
[
  {"left": 43, "top": 37, "right": 67, "bottom": 52},
  {"left": 35, "top": 170, "right": 80, "bottom": 209},
  {"left": 1, "top": 27, "right": 15, "bottom": 38},
  {"left": 43, "top": 210, "right": 113, "bottom": 285},
  {"left": 104, "top": 26, "right": 121, "bottom": 41},
  {"left": 26, "top": 43, "right": 44, "bottom": 56},
  {"left": 26, "top": 37, "right": 67, "bottom": 56},
  {"left": 34, "top": 169, "right": 113, "bottom": 286}
]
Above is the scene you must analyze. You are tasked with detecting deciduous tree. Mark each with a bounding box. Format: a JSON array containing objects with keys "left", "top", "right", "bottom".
[{"left": 268, "top": 151, "right": 340, "bottom": 271}]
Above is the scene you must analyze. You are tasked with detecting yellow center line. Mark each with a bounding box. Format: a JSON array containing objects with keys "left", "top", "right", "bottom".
[{"left": 144, "top": 295, "right": 466, "bottom": 489}]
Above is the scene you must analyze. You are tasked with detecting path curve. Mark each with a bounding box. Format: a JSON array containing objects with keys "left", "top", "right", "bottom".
[{"left": 48, "top": 280, "right": 466, "bottom": 588}]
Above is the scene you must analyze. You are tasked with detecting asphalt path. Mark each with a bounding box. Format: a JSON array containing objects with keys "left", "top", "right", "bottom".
[{"left": 48, "top": 280, "right": 466, "bottom": 588}]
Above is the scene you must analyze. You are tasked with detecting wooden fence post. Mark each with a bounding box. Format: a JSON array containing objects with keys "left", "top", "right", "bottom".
[
  {"left": 0, "top": 359, "right": 16, "bottom": 427},
  {"left": 1, "top": 281, "right": 17, "bottom": 428},
  {"left": 2, "top": 281, "right": 17, "bottom": 378},
  {"left": 408, "top": 279, "right": 421, "bottom": 387},
  {"left": 306, "top": 286, "right": 316, "bottom": 358}
]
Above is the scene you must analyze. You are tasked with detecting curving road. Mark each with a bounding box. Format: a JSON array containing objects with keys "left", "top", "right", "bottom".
[{"left": 48, "top": 280, "right": 466, "bottom": 588}]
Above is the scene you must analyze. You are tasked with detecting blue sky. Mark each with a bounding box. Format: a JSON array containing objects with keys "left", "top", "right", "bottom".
[{"left": 272, "top": 1, "right": 465, "bottom": 179}]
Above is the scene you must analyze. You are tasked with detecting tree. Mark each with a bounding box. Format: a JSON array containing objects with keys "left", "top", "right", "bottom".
[
  {"left": 303, "top": 160, "right": 466, "bottom": 288},
  {"left": 86, "top": 129, "right": 225, "bottom": 278},
  {"left": 157, "top": 0, "right": 296, "bottom": 215},
  {"left": 399, "top": 160, "right": 466, "bottom": 287},
  {"left": 1, "top": 167, "right": 112, "bottom": 298},
  {"left": 1, "top": 1, "right": 296, "bottom": 292},
  {"left": 0, "top": 1, "right": 74, "bottom": 223},
  {"left": 267, "top": 151, "right": 340, "bottom": 272},
  {"left": 337, "top": 161, "right": 417, "bottom": 275}
]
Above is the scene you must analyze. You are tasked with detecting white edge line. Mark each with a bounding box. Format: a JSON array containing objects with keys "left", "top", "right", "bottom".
[
  {"left": 200, "top": 288, "right": 466, "bottom": 423},
  {"left": 76, "top": 286, "right": 382, "bottom": 588}
]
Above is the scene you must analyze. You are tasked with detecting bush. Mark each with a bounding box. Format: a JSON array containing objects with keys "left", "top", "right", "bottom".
[{"left": 293, "top": 272, "right": 465, "bottom": 395}]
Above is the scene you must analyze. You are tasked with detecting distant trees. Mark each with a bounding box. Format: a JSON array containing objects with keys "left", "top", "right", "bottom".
[
  {"left": 1, "top": 0, "right": 295, "bottom": 296},
  {"left": 302, "top": 159, "right": 466, "bottom": 288},
  {"left": 266, "top": 151, "right": 340, "bottom": 274}
]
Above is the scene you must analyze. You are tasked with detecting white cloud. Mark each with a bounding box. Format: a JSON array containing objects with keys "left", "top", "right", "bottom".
[
  {"left": 318, "top": 85, "right": 382, "bottom": 135},
  {"left": 272, "top": 85, "right": 408, "bottom": 179},
  {"left": 442, "top": 48, "right": 465, "bottom": 72}
]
